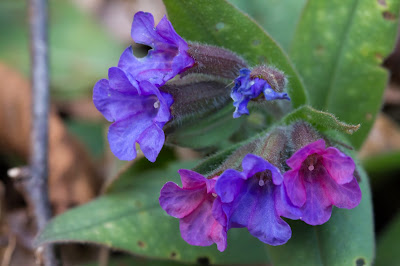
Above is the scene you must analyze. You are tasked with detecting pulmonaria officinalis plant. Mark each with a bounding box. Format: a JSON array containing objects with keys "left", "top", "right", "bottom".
[
  {"left": 91, "top": 9, "right": 364, "bottom": 252},
  {"left": 39, "top": 1, "right": 389, "bottom": 263}
]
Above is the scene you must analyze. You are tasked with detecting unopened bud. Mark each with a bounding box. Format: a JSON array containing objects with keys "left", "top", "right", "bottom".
[
  {"left": 290, "top": 121, "right": 321, "bottom": 150},
  {"left": 184, "top": 43, "right": 248, "bottom": 80},
  {"left": 161, "top": 74, "right": 231, "bottom": 134},
  {"left": 250, "top": 65, "right": 287, "bottom": 93}
]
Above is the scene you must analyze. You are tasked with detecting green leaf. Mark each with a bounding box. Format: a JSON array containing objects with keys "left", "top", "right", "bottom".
[
  {"left": 228, "top": 0, "right": 307, "bottom": 51},
  {"left": 375, "top": 212, "right": 400, "bottom": 266},
  {"left": 267, "top": 150, "right": 374, "bottom": 266},
  {"left": 37, "top": 160, "right": 270, "bottom": 265},
  {"left": 166, "top": 105, "right": 245, "bottom": 149},
  {"left": 163, "top": 0, "right": 307, "bottom": 109},
  {"left": 290, "top": 0, "right": 400, "bottom": 148},
  {"left": 282, "top": 105, "right": 360, "bottom": 135}
]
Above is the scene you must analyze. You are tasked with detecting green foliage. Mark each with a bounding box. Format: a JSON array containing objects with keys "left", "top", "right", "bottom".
[
  {"left": 290, "top": 0, "right": 400, "bottom": 148},
  {"left": 228, "top": 0, "right": 307, "bottom": 51},
  {"left": 166, "top": 105, "right": 245, "bottom": 149},
  {"left": 163, "top": 0, "right": 308, "bottom": 109},
  {"left": 283, "top": 105, "right": 360, "bottom": 135},
  {"left": 375, "top": 213, "right": 400, "bottom": 266},
  {"left": 37, "top": 160, "right": 270, "bottom": 265}
]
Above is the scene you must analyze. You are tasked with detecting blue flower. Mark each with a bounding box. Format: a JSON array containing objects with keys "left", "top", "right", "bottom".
[
  {"left": 215, "top": 154, "right": 300, "bottom": 245},
  {"left": 231, "top": 68, "right": 290, "bottom": 118},
  {"left": 93, "top": 11, "right": 195, "bottom": 162},
  {"left": 118, "top": 11, "right": 195, "bottom": 87},
  {"left": 93, "top": 67, "right": 173, "bottom": 162}
]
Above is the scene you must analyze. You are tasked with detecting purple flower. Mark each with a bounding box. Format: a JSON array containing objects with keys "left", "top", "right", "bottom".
[
  {"left": 93, "top": 67, "right": 173, "bottom": 162},
  {"left": 215, "top": 154, "right": 300, "bottom": 245},
  {"left": 119, "top": 11, "right": 195, "bottom": 87},
  {"left": 231, "top": 68, "right": 290, "bottom": 118},
  {"left": 284, "top": 139, "right": 362, "bottom": 225},
  {"left": 159, "top": 170, "right": 227, "bottom": 251}
]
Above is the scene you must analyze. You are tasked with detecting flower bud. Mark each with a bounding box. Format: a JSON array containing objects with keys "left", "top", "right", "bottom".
[
  {"left": 161, "top": 74, "right": 232, "bottom": 134},
  {"left": 250, "top": 65, "right": 287, "bottom": 93},
  {"left": 184, "top": 43, "right": 248, "bottom": 80},
  {"left": 231, "top": 67, "right": 290, "bottom": 118},
  {"left": 290, "top": 121, "right": 321, "bottom": 150}
]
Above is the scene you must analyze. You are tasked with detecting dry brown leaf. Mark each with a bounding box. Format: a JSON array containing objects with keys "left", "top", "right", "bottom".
[{"left": 0, "top": 62, "right": 102, "bottom": 214}]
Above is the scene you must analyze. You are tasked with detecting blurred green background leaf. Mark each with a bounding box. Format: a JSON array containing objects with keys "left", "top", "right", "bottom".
[
  {"left": 290, "top": 0, "right": 400, "bottom": 149},
  {"left": 229, "top": 0, "right": 307, "bottom": 51}
]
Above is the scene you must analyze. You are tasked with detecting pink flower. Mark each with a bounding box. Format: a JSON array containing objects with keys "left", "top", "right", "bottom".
[
  {"left": 283, "top": 139, "right": 361, "bottom": 225},
  {"left": 159, "top": 170, "right": 227, "bottom": 251}
]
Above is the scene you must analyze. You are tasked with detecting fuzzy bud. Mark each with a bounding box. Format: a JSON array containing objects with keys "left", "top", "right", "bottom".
[
  {"left": 290, "top": 121, "right": 321, "bottom": 150},
  {"left": 250, "top": 65, "right": 287, "bottom": 93},
  {"left": 184, "top": 43, "right": 248, "bottom": 80}
]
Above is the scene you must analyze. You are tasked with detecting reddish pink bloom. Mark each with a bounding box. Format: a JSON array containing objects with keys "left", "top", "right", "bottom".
[
  {"left": 159, "top": 170, "right": 227, "bottom": 251},
  {"left": 283, "top": 139, "right": 361, "bottom": 225}
]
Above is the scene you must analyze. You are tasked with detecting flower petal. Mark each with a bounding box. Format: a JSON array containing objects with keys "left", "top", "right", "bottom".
[
  {"left": 322, "top": 175, "right": 362, "bottom": 209},
  {"left": 300, "top": 176, "right": 333, "bottom": 225},
  {"left": 180, "top": 196, "right": 227, "bottom": 251},
  {"left": 178, "top": 169, "right": 207, "bottom": 189},
  {"left": 137, "top": 124, "right": 165, "bottom": 162},
  {"left": 283, "top": 169, "right": 307, "bottom": 207},
  {"left": 247, "top": 184, "right": 292, "bottom": 245},
  {"left": 242, "top": 154, "right": 272, "bottom": 178},
  {"left": 275, "top": 184, "right": 302, "bottom": 220},
  {"left": 215, "top": 169, "right": 246, "bottom": 204},
  {"left": 108, "top": 67, "right": 139, "bottom": 93},
  {"left": 93, "top": 79, "right": 155, "bottom": 123},
  {"left": 159, "top": 182, "right": 206, "bottom": 218},
  {"left": 322, "top": 147, "right": 355, "bottom": 184},
  {"left": 286, "top": 139, "right": 326, "bottom": 170},
  {"left": 212, "top": 196, "right": 227, "bottom": 227},
  {"left": 107, "top": 113, "right": 153, "bottom": 161},
  {"left": 119, "top": 12, "right": 194, "bottom": 87}
]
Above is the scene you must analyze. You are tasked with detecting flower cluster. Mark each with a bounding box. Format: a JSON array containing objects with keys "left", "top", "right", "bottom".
[
  {"left": 93, "top": 12, "right": 195, "bottom": 162},
  {"left": 231, "top": 68, "right": 290, "bottom": 118},
  {"left": 160, "top": 131, "right": 361, "bottom": 251}
]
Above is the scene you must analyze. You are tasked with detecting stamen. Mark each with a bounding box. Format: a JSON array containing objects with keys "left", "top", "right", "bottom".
[
  {"left": 258, "top": 180, "right": 265, "bottom": 186},
  {"left": 212, "top": 193, "right": 217, "bottom": 197},
  {"left": 308, "top": 164, "right": 314, "bottom": 171},
  {"left": 153, "top": 100, "right": 160, "bottom": 109}
]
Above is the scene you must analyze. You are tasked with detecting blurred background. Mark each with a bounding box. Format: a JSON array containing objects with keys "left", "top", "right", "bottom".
[{"left": 0, "top": 0, "right": 399, "bottom": 265}]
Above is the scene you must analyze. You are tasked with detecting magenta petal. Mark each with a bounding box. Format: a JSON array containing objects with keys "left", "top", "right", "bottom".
[
  {"left": 212, "top": 196, "right": 227, "bottom": 227},
  {"left": 159, "top": 182, "right": 206, "bottom": 218},
  {"left": 179, "top": 196, "right": 227, "bottom": 251},
  {"left": 323, "top": 176, "right": 362, "bottom": 209},
  {"left": 283, "top": 170, "right": 306, "bottom": 207},
  {"left": 137, "top": 124, "right": 165, "bottom": 163},
  {"left": 301, "top": 177, "right": 332, "bottom": 225},
  {"left": 286, "top": 139, "right": 326, "bottom": 169},
  {"left": 178, "top": 169, "right": 207, "bottom": 189},
  {"left": 322, "top": 147, "right": 355, "bottom": 184},
  {"left": 275, "top": 185, "right": 302, "bottom": 220}
]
